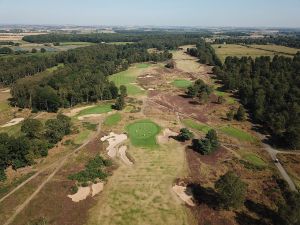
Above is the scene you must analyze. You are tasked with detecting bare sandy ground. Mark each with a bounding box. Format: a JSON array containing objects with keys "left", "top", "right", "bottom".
[
  {"left": 118, "top": 146, "right": 133, "bottom": 165},
  {"left": 68, "top": 182, "right": 104, "bottom": 202},
  {"left": 172, "top": 185, "right": 195, "bottom": 206},
  {"left": 158, "top": 128, "right": 178, "bottom": 144},
  {"left": 64, "top": 105, "right": 94, "bottom": 117},
  {"left": 1, "top": 89, "right": 10, "bottom": 93},
  {"left": 1, "top": 118, "right": 24, "bottom": 128},
  {"left": 77, "top": 114, "right": 103, "bottom": 121},
  {"left": 101, "top": 132, "right": 128, "bottom": 158}
]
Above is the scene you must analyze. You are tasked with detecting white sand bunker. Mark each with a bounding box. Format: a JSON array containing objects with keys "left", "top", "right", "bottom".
[
  {"left": 101, "top": 132, "right": 127, "bottom": 158},
  {"left": 64, "top": 105, "right": 94, "bottom": 117},
  {"left": 118, "top": 145, "right": 133, "bottom": 165},
  {"left": 139, "top": 75, "right": 154, "bottom": 78},
  {"left": 158, "top": 128, "right": 178, "bottom": 144},
  {"left": 1, "top": 89, "right": 10, "bottom": 93},
  {"left": 148, "top": 88, "right": 155, "bottom": 91},
  {"left": 1, "top": 118, "right": 24, "bottom": 128},
  {"left": 68, "top": 182, "right": 104, "bottom": 202},
  {"left": 172, "top": 185, "right": 195, "bottom": 206}
]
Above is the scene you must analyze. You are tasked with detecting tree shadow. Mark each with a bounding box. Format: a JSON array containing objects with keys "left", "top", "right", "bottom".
[
  {"left": 244, "top": 200, "right": 282, "bottom": 225},
  {"left": 187, "top": 183, "right": 221, "bottom": 209},
  {"left": 235, "top": 212, "right": 269, "bottom": 225}
]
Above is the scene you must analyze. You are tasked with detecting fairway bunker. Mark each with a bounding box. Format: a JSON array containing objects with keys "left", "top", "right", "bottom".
[
  {"left": 172, "top": 185, "right": 195, "bottom": 207},
  {"left": 126, "top": 119, "right": 161, "bottom": 147},
  {"left": 158, "top": 128, "right": 178, "bottom": 144},
  {"left": 68, "top": 182, "right": 104, "bottom": 202},
  {"left": 101, "top": 132, "right": 128, "bottom": 158}
]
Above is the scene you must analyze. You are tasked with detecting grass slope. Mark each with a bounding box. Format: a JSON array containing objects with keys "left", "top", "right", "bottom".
[
  {"left": 77, "top": 104, "right": 113, "bottom": 116},
  {"left": 219, "top": 126, "right": 256, "bottom": 142},
  {"left": 182, "top": 118, "right": 211, "bottom": 133}
]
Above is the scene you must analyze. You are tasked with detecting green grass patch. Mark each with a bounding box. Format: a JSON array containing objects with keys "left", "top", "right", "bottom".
[
  {"left": 240, "top": 153, "right": 267, "bottom": 170},
  {"left": 182, "top": 119, "right": 211, "bottom": 133},
  {"left": 77, "top": 104, "right": 113, "bottom": 116},
  {"left": 172, "top": 79, "right": 192, "bottom": 89},
  {"left": 104, "top": 113, "right": 122, "bottom": 127},
  {"left": 219, "top": 126, "right": 255, "bottom": 142},
  {"left": 126, "top": 119, "right": 161, "bottom": 148},
  {"left": 136, "top": 63, "right": 150, "bottom": 69},
  {"left": 74, "top": 129, "right": 91, "bottom": 145},
  {"left": 0, "top": 102, "right": 9, "bottom": 112}
]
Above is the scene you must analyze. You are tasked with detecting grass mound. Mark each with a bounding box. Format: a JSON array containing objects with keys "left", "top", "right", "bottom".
[
  {"left": 104, "top": 113, "right": 122, "bottom": 127},
  {"left": 78, "top": 104, "right": 113, "bottom": 116},
  {"left": 126, "top": 119, "right": 161, "bottom": 148},
  {"left": 219, "top": 126, "right": 256, "bottom": 142},
  {"left": 182, "top": 118, "right": 211, "bottom": 133},
  {"left": 172, "top": 79, "right": 192, "bottom": 89}
]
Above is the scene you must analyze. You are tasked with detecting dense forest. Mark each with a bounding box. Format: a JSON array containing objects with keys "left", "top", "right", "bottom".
[
  {"left": 214, "top": 54, "right": 300, "bottom": 149},
  {"left": 187, "top": 40, "right": 222, "bottom": 66},
  {"left": 11, "top": 43, "right": 171, "bottom": 112},
  {"left": 214, "top": 36, "right": 300, "bottom": 48},
  {"left": 22, "top": 33, "right": 205, "bottom": 50},
  {"left": 0, "top": 115, "right": 71, "bottom": 181},
  {"left": 0, "top": 54, "right": 58, "bottom": 85}
]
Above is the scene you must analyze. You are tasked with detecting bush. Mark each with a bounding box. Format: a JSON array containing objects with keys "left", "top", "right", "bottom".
[
  {"left": 192, "top": 129, "right": 219, "bottom": 155},
  {"left": 177, "top": 128, "right": 194, "bottom": 141}
]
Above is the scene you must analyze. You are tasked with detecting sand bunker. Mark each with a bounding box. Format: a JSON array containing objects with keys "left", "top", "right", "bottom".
[
  {"left": 158, "top": 128, "right": 178, "bottom": 144},
  {"left": 118, "top": 145, "right": 133, "bottom": 165},
  {"left": 68, "top": 186, "right": 91, "bottom": 202},
  {"left": 91, "top": 182, "right": 104, "bottom": 197},
  {"left": 1, "top": 118, "right": 24, "bottom": 128},
  {"left": 101, "top": 132, "right": 128, "bottom": 158},
  {"left": 148, "top": 88, "right": 155, "bottom": 91},
  {"left": 1, "top": 89, "right": 10, "bottom": 93},
  {"left": 139, "top": 75, "right": 154, "bottom": 79},
  {"left": 64, "top": 105, "right": 94, "bottom": 117},
  {"left": 68, "top": 182, "right": 104, "bottom": 202},
  {"left": 172, "top": 185, "right": 195, "bottom": 206}
]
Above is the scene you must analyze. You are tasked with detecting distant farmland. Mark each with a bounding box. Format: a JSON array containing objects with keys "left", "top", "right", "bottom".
[{"left": 212, "top": 44, "right": 300, "bottom": 62}]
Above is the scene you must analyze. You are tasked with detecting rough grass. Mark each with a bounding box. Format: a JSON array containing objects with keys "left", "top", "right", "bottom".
[
  {"left": 109, "top": 64, "right": 149, "bottom": 96},
  {"left": 214, "top": 89, "right": 236, "bottom": 104},
  {"left": 103, "top": 113, "right": 122, "bottom": 127},
  {"left": 212, "top": 44, "right": 293, "bottom": 62},
  {"left": 77, "top": 104, "right": 113, "bottom": 116},
  {"left": 126, "top": 119, "right": 161, "bottom": 148},
  {"left": 182, "top": 118, "right": 211, "bottom": 133},
  {"left": 0, "top": 102, "right": 9, "bottom": 112},
  {"left": 88, "top": 142, "right": 189, "bottom": 225},
  {"left": 172, "top": 79, "right": 192, "bottom": 89},
  {"left": 74, "top": 129, "right": 91, "bottom": 145},
  {"left": 219, "top": 126, "right": 256, "bottom": 142}
]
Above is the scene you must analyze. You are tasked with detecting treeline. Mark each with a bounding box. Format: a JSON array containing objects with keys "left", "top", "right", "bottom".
[
  {"left": 11, "top": 44, "right": 171, "bottom": 112},
  {"left": 214, "top": 36, "right": 300, "bottom": 48},
  {"left": 214, "top": 54, "right": 300, "bottom": 149},
  {"left": 187, "top": 40, "right": 222, "bottom": 66},
  {"left": 0, "top": 115, "right": 71, "bottom": 181},
  {"left": 0, "top": 54, "right": 58, "bottom": 85},
  {"left": 23, "top": 33, "right": 204, "bottom": 50}
]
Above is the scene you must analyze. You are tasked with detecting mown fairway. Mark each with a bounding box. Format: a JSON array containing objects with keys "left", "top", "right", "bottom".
[
  {"left": 126, "top": 120, "right": 161, "bottom": 148},
  {"left": 77, "top": 104, "right": 113, "bottom": 116},
  {"left": 103, "top": 113, "right": 122, "bottom": 127}
]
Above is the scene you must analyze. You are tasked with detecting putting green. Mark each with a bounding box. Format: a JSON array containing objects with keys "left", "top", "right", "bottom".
[
  {"left": 172, "top": 79, "right": 192, "bottom": 89},
  {"left": 126, "top": 120, "right": 161, "bottom": 147}
]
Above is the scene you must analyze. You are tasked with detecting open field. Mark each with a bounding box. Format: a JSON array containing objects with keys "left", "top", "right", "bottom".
[{"left": 212, "top": 44, "right": 297, "bottom": 62}]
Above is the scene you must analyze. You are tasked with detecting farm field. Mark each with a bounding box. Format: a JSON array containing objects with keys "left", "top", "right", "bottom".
[{"left": 212, "top": 44, "right": 297, "bottom": 62}]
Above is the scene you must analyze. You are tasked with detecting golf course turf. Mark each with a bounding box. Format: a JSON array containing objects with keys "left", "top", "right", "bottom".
[{"left": 126, "top": 119, "right": 161, "bottom": 148}]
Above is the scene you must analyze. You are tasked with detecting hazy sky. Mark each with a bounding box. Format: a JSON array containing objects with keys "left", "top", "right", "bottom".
[{"left": 0, "top": 0, "right": 299, "bottom": 27}]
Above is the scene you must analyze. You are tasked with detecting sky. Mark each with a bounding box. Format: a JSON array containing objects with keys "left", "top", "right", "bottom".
[{"left": 0, "top": 0, "right": 299, "bottom": 27}]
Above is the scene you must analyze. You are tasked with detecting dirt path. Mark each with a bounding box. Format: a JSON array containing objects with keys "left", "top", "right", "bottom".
[{"left": 3, "top": 121, "right": 103, "bottom": 225}]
